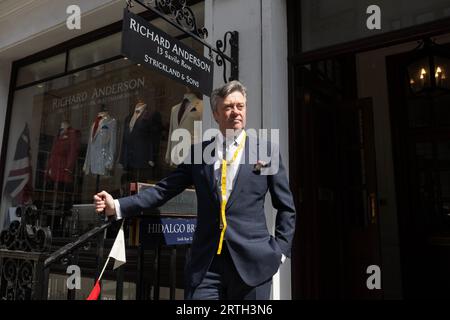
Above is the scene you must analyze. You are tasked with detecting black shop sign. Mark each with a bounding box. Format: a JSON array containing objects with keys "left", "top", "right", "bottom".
[{"left": 121, "top": 9, "right": 213, "bottom": 96}]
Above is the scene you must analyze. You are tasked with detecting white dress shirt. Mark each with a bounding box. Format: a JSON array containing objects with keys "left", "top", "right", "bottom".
[
  {"left": 214, "top": 130, "right": 246, "bottom": 202},
  {"left": 129, "top": 103, "right": 146, "bottom": 132}
]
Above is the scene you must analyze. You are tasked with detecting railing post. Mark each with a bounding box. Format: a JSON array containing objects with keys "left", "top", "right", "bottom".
[
  {"left": 153, "top": 245, "right": 161, "bottom": 300},
  {"left": 33, "top": 258, "right": 49, "bottom": 300},
  {"left": 95, "top": 228, "right": 106, "bottom": 300},
  {"left": 116, "top": 265, "right": 124, "bottom": 300},
  {"left": 66, "top": 252, "right": 79, "bottom": 300},
  {"left": 136, "top": 245, "right": 144, "bottom": 300},
  {"left": 169, "top": 247, "right": 177, "bottom": 300}
]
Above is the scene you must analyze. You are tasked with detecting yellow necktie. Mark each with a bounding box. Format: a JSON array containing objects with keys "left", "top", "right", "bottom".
[{"left": 217, "top": 131, "right": 247, "bottom": 255}]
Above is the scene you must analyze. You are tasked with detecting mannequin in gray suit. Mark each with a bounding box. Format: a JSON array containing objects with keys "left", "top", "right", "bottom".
[{"left": 83, "top": 109, "right": 117, "bottom": 176}]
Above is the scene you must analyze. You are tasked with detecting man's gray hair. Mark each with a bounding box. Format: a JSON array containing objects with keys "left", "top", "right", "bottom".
[{"left": 210, "top": 80, "right": 247, "bottom": 113}]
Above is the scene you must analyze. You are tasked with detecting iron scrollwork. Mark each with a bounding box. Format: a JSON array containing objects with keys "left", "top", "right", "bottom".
[
  {"left": 1, "top": 258, "right": 34, "bottom": 300},
  {"left": 153, "top": 0, "right": 208, "bottom": 39},
  {"left": 0, "top": 205, "right": 51, "bottom": 252},
  {"left": 216, "top": 31, "right": 239, "bottom": 83},
  {"left": 129, "top": 0, "right": 207, "bottom": 38}
]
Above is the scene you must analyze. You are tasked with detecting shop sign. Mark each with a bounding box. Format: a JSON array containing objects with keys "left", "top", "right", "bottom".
[
  {"left": 122, "top": 9, "right": 213, "bottom": 96},
  {"left": 139, "top": 217, "right": 197, "bottom": 246}
]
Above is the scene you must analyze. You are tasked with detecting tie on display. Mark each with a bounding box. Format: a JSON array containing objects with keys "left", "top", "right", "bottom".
[
  {"left": 92, "top": 116, "right": 102, "bottom": 139},
  {"left": 178, "top": 98, "right": 190, "bottom": 125},
  {"left": 129, "top": 108, "right": 142, "bottom": 132},
  {"left": 216, "top": 131, "right": 247, "bottom": 255}
]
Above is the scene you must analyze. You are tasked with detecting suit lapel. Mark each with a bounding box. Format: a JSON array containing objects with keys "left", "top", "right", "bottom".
[
  {"left": 180, "top": 100, "right": 193, "bottom": 125},
  {"left": 91, "top": 120, "right": 99, "bottom": 142},
  {"left": 130, "top": 110, "right": 145, "bottom": 133},
  {"left": 93, "top": 117, "right": 107, "bottom": 141},
  {"left": 180, "top": 99, "right": 201, "bottom": 126},
  {"left": 202, "top": 138, "right": 220, "bottom": 204}
]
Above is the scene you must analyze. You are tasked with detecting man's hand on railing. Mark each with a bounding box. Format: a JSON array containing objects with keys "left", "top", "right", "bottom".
[{"left": 94, "top": 191, "right": 116, "bottom": 217}]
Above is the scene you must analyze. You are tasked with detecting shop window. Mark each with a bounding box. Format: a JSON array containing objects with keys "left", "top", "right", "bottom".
[
  {"left": 434, "top": 94, "right": 450, "bottom": 127},
  {"left": 440, "top": 171, "right": 450, "bottom": 198},
  {"left": 416, "top": 142, "right": 433, "bottom": 165},
  {"left": 68, "top": 33, "right": 122, "bottom": 71},
  {"left": 407, "top": 97, "right": 432, "bottom": 128},
  {"left": 1, "top": 51, "right": 204, "bottom": 237},
  {"left": 300, "top": 0, "right": 450, "bottom": 52},
  {"left": 438, "top": 142, "right": 450, "bottom": 161},
  {"left": 16, "top": 53, "right": 66, "bottom": 87}
]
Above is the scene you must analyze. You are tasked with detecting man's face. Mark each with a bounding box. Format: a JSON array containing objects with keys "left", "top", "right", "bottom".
[{"left": 213, "top": 91, "right": 247, "bottom": 134}]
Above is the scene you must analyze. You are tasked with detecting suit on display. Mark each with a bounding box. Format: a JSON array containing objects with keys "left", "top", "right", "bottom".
[
  {"left": 120, "top": 102, "right": 162, "bottom": 171},
  {"left": 83, "top": 111, "right": 117, "bottom": 176},
  {"left": 165, "top": 93, "right": 203, "bottom": 166},
  {"left": 46, "top": 122, "right": 81, "bottom": 183}
]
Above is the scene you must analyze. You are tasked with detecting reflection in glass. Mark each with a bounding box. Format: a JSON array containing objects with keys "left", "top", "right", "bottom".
[
  {"left": 407, "top": 98, "right": 432, "bottom": 128},
  {"left": 408, "top": 57, "right": 432, "bottom": 94},
  {"left": 301, "top": 0, "right": 450, "bottom": 52},
  {"left": 68, "top": 33, "right": 122, "bottom": 71},
  {"left": 437, "top": 142, "right": 450, "bottom": 160},
  {"left": 434, "top": 94, "right": 450, "bottom": 126},
  {"left": 440, "top": 171, "right": 450, "bottom": 198},
  {"left": 416, "top": 143, "right": 433, "bottom": 169},
  {"left": 16, "top": 54, "right": 66, "bottom": 87}
]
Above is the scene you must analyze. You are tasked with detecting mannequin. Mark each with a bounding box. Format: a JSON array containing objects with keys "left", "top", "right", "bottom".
[
  {"left": 61, "top": 120, "right": 70, "bottom": 130},
  {"left": 165, "top": 87, "right": 203, "bottom": 166},
  {"left": 83, "top": 107, "right": 117, "bottom": 176},
  {"left": 46, "top": 120, "right": 81, "bottom": 183},
  {"left": 120, "top": 98, "right": 162, "bottom": 182}
]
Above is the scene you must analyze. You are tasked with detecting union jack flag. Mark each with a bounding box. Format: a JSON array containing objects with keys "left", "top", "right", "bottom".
[{"left": 3, "top": 124, "right": 33, "bottom": 206}]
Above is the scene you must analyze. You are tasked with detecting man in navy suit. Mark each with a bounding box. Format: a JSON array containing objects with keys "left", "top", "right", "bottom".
[{"left": 94, "top": 81, "right": 296, "bottom": 300}]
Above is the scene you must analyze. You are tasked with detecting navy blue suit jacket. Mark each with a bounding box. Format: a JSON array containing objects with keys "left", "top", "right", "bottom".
[{"left": 118, "top": 136, "right": 296, "bottom": 287}]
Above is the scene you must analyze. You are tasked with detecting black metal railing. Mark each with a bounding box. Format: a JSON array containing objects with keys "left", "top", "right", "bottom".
[
  {"left": 0, "top": 205, "right": 192, "bottom": 300},
  {"left": 0, "top": 205, "right": 51, "bottom": 300},
  {"left": 0, "top": 205, "right": 117, "bottom": 300}
]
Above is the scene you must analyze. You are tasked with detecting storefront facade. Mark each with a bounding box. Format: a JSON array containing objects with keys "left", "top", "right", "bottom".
[
  {"left": 0, "top": 0, "right": 291, "bottom": 299},
  {"left": 4, "top": 0, "right": 450, "bottom": 301}
]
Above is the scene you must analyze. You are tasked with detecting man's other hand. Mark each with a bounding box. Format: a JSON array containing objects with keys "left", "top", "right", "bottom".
[{"left": 94, "top": 191, "right": 116, "bottom": 217}]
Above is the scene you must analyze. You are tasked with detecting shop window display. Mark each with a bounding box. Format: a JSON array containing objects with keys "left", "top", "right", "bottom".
[{"left": 1, "top": 50, "right": 204, "bottom": 237}]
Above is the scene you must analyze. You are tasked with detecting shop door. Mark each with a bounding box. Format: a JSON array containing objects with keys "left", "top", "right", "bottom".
[
  {"left": 387, "top": 51, "right": 450, "bottom": 299},
  {"left": 292, "top": 67, "right": 382, "bottom": 298},
  {"left": 335, "top": 98, "right": 383, "bottom": 299}
]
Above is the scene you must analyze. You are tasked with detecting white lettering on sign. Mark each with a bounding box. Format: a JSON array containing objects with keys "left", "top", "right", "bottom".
[
  {"left": 147, "top": 223, "right": 196, "bottom": 234},
  {"left": 129, "top": 17, "right": 211, "bottom": 73},
  {"left": 51, "top": 77, "right": 145, "bottom": 111},
  {"left": 144, "top": 55, "right": 181, "bottom": 77},
  {"left": 91, "top": 77, "right": 145, "bottom": 99},
  {"left": 52, "top": 92, "right": 88, "bottom": 110},
  {"left": 172, "top": 44, "right": 211, "bottom": 73}
]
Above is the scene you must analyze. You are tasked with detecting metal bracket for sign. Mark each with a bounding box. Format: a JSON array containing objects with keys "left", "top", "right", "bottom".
[{"left": 126, "top": 0, "right": 239, "bottom": 82}]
